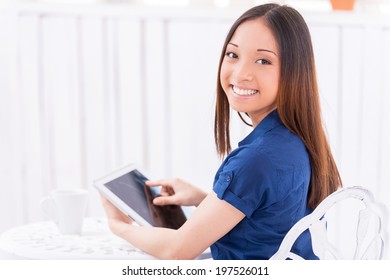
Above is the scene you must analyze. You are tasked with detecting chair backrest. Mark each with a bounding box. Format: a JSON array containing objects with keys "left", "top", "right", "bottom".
[{"left": 270, "top": 186, "right": 388, "bottom": 260}]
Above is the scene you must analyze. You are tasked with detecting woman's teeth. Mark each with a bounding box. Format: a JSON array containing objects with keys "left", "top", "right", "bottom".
[{"left": 232, "top": 85, "right": 258, "bottom": 96}]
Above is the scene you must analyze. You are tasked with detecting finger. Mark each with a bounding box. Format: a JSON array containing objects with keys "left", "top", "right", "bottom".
[
  {"left": 153, "top": 196, "right": 177, "bottom": 206},
  {"left": 145, "top": 179, "right": 171, "bottom": 187},
  {"left": 159, "top": 190, "right": 170, "bottom": 196},
  {"left": 159, "top": 186, "right": 175, "bottom": 196}
]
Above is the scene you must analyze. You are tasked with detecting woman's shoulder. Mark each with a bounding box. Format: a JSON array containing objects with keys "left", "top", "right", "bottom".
[
  {"left": 231, "top": 127, "right": 309, "bottom": 173},
  {"left": 261, "top": 125, "right": 309, "bottom": 166},
  {"left": 224, "top": 145, "right": 277, "bottom": 177}
]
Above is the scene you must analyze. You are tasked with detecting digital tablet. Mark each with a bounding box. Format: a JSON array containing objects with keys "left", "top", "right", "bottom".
[{"left": 94, "top": 164, "right": 187, "bottom": 229}]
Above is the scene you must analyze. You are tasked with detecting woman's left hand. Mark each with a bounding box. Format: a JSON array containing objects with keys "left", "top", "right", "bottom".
[{"left": 100, "top": 195, "right": 133, "bottom": 236}]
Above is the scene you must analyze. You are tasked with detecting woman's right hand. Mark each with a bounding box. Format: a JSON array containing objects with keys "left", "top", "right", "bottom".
[{"left": 145, "top": 178, "right": 208, "bottom": 207}]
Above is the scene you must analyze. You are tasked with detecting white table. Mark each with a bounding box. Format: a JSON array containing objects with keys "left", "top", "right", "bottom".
[{"left": 0, "top": 217, "right": 155, "bottom": 260}]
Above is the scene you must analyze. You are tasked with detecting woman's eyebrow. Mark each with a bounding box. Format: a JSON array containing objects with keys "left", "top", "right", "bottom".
[
  {"left": 228, "top": 42, "right": 239, "bottom": 47},
  {"left": 257, "top": 49, "right": 278, "bottom": 57},
  {"left": 228, "top": 43, "right": 277, "bottom": 57}
]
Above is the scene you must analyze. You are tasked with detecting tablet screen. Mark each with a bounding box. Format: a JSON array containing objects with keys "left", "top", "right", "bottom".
[{"left": 104, "top": 169, "right": 187, "bottom": 229}]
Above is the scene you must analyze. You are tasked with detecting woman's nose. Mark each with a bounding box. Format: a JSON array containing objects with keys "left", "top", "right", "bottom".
[{"left": 233, "top": 62, "right": 254, "bottom": 82}]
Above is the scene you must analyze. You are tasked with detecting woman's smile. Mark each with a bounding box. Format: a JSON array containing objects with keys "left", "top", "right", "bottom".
[{"left": 232, "top": 85, "right": 259, "bottom": 96}]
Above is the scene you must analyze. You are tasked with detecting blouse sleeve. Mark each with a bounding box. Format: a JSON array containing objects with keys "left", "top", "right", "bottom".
[{"left": 213, "top": 147, "right": 277, "bottom": 218}]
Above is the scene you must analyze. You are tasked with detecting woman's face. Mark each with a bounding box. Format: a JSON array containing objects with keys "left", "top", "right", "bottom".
[{"left": 220, "top": 18, "right": 280, "bottom": 127}]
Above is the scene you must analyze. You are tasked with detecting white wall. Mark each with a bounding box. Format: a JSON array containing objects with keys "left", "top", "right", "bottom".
[{"left": 0, "top": 3, "right": 389, "bottom": 258}]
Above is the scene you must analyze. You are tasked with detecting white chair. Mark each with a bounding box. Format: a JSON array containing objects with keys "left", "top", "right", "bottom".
[{"left": 271, "top": 186, "right": 388, "bottom": 260}]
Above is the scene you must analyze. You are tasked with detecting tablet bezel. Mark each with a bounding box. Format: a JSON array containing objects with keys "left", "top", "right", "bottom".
[
  {"left": 94, "top": 164, "right": 188, "bottom": 229},
  {"left": 94, "top": 164, "right": 153, "bottom": 227}
]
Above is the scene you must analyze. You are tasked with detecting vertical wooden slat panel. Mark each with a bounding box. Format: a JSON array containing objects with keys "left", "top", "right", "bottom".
[
  {"left": 336, "top": 27, "right": 366, "bottom": 256},
  {"left": 359, "top": 26, "right": 383, "bottom": 193},
  {"left": 80, "top": 16, "right": 110, "bottom": 216},
  {"left": 379, "top": 29, "right": 390, "bottom": 259},
  {"left": 116, "top": 19, "right": 144, "bottom": 168},
  {"left": 41, "top": 17, "right": 82, "bottom": 190},
  {"left": 143, "top": 19, "right": 171, "bottom": 178},
  {"left": 18, "top": 15, "right": 45, "bottom": 222},
  {"left": 339, "top": 27, "right": 364, "bottom": 187},
  {"left": 0, "top": 15, "right": 25, "bottom": 231},
  {"left": 103, "top": 18, "right": 120, "bottom": 169},
  {"left": 378, "top": 29, "right": 390, "bottom": 197}
]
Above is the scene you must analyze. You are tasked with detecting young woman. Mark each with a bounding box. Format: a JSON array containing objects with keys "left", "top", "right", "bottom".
[{"left": 101, "top": 3, "right": 342, "bottom": 260}]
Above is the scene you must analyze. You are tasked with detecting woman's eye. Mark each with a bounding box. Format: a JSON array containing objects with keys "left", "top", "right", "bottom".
[
  {"left": 225, "top": 52, "right": 238, "bottom": 59},
  {"left": 256, "top": 59, "right": 271, "bottom": 65}
]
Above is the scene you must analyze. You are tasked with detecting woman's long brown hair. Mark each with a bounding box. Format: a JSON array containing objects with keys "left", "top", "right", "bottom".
[{"left": 214, "top": 4, "right": 342, "bottom": 208}]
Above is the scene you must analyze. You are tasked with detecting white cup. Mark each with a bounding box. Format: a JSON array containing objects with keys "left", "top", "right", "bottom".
[{"left": 40, "top": 189, "right": 88, "bottom": 235}]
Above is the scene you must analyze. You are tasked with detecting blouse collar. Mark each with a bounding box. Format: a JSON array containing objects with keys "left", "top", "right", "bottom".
[{"left": 238, "top": 109, "right": 283, "bottom": 147}]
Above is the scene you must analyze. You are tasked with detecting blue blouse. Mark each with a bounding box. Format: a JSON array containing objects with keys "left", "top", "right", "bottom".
[{"left": 211, "top": 110, "right": 315, "bottom": 259}]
